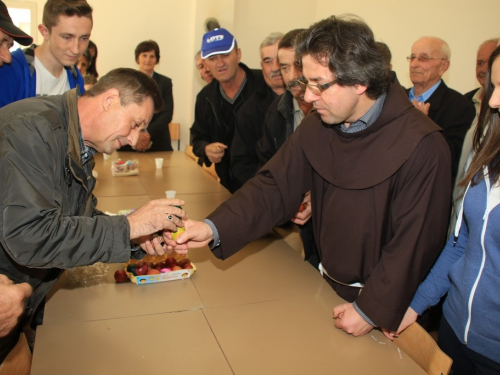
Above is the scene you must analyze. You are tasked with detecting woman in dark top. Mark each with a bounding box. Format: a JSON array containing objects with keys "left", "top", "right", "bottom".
[{"left": 120, "top": 40, "right": 174, "bottom": 152}]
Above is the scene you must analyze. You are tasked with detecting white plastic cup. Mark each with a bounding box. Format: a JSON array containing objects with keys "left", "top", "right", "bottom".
[
  {"left": 103, "top": 153, "right": 111, "bottom": 160},
  {"left": 155, "top": 158, "right": 164, "bottom": 169},
  {"left": 165, "top": 190, "right": 176, "bottom": 199}
]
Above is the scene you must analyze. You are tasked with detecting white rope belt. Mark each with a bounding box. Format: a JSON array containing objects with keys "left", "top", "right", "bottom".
[{"left": 319, "top": 263, "right": 364, "bottom": 288}]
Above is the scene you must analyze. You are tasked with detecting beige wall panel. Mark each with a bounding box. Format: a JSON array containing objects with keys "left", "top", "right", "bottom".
[
  {"left": 316, "top": 0, "right": 500, "bottom": 93},
  {"left": 232, "top": 0, "right": 317, "bottom": 69}
]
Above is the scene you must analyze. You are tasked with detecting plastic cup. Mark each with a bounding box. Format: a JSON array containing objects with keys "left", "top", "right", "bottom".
[
  {"left": 103, "top": 153, "right": 111, "bottom": 160},
  {"left": 155, "top": 158, "right": 164, "bottom": 169},
  {"left": 165, "top": 190, "right": 176, "bottom": 199}
]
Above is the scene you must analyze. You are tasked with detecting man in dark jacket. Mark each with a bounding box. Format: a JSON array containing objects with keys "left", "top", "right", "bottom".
[
  {"left": 190, "top": 28, "right": 266, "bottom": 193},
  {"left": 256, "top": 29, "right": 313, "bottom": 169},
  {"left": 0, "top": 68, "right": 187, "bottom": 362},
  {"left": 175, "top": 15, "right": 451, "bottom": 339},
  {"left": 231, "top": 32, "right": 285, "bottom": 187},
  {"left": 255, "top": 29, "right": 317, "bottom": 267},
  {"left": 406, "top": 36, "right": 475, "bottom": 183}
]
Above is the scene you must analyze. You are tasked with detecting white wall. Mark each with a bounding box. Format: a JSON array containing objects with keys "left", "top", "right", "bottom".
[
  {"left": 315, "top": 0, "right": 500, "bottom": 92},
  {"left": 17, "top": 0, "right": 500, "bottom": 150}
]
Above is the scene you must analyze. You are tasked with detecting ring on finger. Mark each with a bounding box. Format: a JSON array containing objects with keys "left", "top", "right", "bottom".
[{"left": 167, "top": 214, "right": 173, "bottom": 220}]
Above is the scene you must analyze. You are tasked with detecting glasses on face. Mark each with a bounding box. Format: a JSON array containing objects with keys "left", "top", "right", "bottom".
[
  {"left": 406, "top": 55, "right": 447, "bottom": 63},
  {"left": 296, "top": 77, "right": 337, "bottom": 95}
]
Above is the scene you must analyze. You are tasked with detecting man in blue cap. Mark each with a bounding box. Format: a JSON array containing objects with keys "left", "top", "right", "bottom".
[{"left": 190, "top": 28, "right": 265, "bottom": 193}]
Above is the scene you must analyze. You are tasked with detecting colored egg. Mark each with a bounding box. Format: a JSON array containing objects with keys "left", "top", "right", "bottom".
[{"left": 171, "top": 227, "right": 185, "bottom": 241}]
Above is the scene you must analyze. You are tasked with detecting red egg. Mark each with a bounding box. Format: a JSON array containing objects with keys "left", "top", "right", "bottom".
[
  {"left": 114, "top": 270, "right": 128, "bottom": 283},
  {"left": 177, "top": 258, "right": 191, "bottom": 268},
  {"left": 165, "top": 257, "right": 178, "bottom": 268},
  {"left": 135, "top": 261, "right": 148, "bottom": 276}
]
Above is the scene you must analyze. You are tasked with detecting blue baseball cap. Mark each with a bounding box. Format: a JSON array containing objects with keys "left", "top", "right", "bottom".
[{"left": 201, "top": 28, "right": 236, "bottom": 59}]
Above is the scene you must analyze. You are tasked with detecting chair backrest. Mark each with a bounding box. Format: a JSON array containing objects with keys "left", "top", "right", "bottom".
[
  {"left": 394, "top": 323, "right": 452, "bottom": 375},
  {"left": 169, "top": 123, "right": 181, "bottom": 150},
  {"left": 203, "top": 162, "right": 219, "bottom": 181},
  {"left": 185, "top": 145, "right": 198, "bottom": 163}
]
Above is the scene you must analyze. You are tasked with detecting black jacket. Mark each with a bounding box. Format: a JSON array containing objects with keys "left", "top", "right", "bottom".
[
  {"left": 190, "top": 63, "right": 265, "bottom": 193},
  {"left": 464, "top": 87, "right": 479, "bottom": 104},
  {"left": 256, "top": 90, "right": 295, "bottom": 168},
  {"left": 406, "top": 81, "right": 475, "bottom": 181},
  {"left": 231, "top": 83, "right": 277, "bottom": 186},
  {"left": 120, "top": 71, "right": 174, "bottom": 152}
]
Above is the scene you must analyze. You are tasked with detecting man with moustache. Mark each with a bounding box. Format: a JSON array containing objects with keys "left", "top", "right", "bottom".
[
  {"left": 255, "top": 29, "right": 317, "bottom": 267},
  {"left": 190, "top": 28, "right": 265, "bottom": 193},
  {"left": 256, "top": 29, "right": 313, "bottom": 169},
  {"left": 175, "top": 15, "right": 451, "bottom": 338},
  {"left": 0, "top": 0, "right": 92, "bottom": 108},
  {"left": 231, "top": 32, "right": 285, "bottom": 187},
  {"left": 406, "top": 37, "right": 475, "bottom": 183}
]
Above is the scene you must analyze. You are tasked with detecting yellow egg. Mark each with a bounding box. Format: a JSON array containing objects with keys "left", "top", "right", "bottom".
[{"left": 171, "top": 227, "right": 185, "bottom": 241}]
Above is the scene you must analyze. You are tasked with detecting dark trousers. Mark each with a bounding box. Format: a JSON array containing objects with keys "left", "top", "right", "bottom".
[
  {"left": 298, "top": 219, "right": 319, "bottom": 269},
  {"left": 438, "top": 317, "right": 500, "bottom": 375}
]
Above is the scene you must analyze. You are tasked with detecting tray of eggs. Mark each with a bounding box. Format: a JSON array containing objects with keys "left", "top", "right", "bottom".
[
  {"left": 111, "top": 159, "right": 139, "bottom": 177},
  {"left": 114, "top": 255, "right": 196, "bottom": 285}
]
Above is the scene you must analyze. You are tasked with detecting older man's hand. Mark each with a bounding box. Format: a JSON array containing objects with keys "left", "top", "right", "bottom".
[
  {"left": 205, "top": 142, "right": 227, "bottom": 164},
  {"left": 411, "top": 100, "right": 430, "bottom": 115}
]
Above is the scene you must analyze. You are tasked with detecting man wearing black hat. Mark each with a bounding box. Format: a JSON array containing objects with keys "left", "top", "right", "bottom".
[
  {"left": 0, "top": 0, "right": 33, "bottom": 66},
  {"left": 0, "top": 0, "right": 92, "bottom": 108},
  {"left": 190, "top": 28, "right": 266, "bottom": 193}
]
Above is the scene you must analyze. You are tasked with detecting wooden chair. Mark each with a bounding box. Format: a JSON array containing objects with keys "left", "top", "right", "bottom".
[
  {"left": 202, "top": 162, "right": 219, "bottom": 181},
  {"left": 185, "top": 145, "right": 198, "bottom": 162},
  {"left": 0, "top": 333, "right": 32, "bottom": 375},
  {"left": 394, "top": 323, "right": 452, "bottom": 375},
  {"left": 169, "top": 122, "right": 181, "bottom": 150}
]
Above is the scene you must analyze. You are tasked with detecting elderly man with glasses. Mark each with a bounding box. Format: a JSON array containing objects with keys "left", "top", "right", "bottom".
[
  {"left": 173, "top": 15, "right": 452, "bottom": 339},
  {"left": 406, "top": 36, "right": 475, "bottom": 184}
]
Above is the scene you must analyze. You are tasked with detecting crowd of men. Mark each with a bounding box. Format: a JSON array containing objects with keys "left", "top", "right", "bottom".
[{"left": 1, "top": 0, "right": 499, "bottom": 371}]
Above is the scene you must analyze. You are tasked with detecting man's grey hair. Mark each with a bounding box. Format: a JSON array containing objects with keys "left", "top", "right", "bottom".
[
  {"left": 260, "top": 32, "right": 284, "bottom": 51},
  {"left": 418, "top": 36, "right": 451, "bottom": 60},
  {"left": 479, "top": 38, "right": 498, "bottom": 51},
  {"left": 194, "top": 50, "right": 201, "bottom": 61}
]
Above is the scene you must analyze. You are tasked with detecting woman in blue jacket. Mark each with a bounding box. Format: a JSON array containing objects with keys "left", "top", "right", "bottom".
[{"left": 395, "top": 45, "right": 500, "bottom": 375}]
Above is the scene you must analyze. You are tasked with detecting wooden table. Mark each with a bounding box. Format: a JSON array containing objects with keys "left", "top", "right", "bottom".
[{"left": 30, "top": 151, "right": 425, "bottom": 375}]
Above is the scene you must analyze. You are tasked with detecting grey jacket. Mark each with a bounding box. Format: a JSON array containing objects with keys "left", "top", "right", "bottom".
[{"left": 0, "top": 89, "right": 131, "bottom": 356}]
